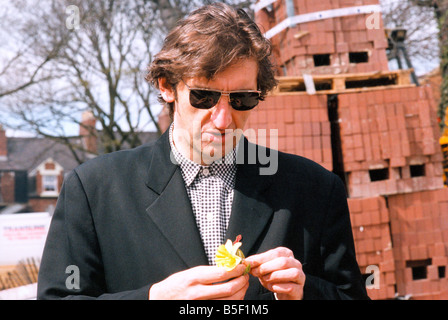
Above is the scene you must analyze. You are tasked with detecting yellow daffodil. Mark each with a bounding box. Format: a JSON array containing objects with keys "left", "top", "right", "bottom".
[{"left": 215, "top": 235, "right": 250, "bottom": 274}]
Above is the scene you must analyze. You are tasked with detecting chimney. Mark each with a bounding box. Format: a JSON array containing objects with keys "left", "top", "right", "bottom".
[
  {"left": 79, "top": 111, "right": 98, "bottom": 154},
  {"left": 0, "top": 125, "right": 7, "bottom": 161}
]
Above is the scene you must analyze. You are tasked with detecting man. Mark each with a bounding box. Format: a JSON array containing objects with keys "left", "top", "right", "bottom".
[{"left": 37, "top": 3, "right": 369, "bottom": 300}]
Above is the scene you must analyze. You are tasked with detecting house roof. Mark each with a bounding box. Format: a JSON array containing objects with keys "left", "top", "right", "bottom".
[
  {"left": 0, "top": 131, "right": 160, "bottom": 173},
  {"left": 0, "top": 137, "right": 87, "bottom": 173}
]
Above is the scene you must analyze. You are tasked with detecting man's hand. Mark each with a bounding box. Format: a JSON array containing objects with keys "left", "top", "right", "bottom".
[
  {"left": 245, "top": 247, "right": 305, "bottom": 300},
  {"left": 149, "top": 264, "right": 249, "bottom": 300}
]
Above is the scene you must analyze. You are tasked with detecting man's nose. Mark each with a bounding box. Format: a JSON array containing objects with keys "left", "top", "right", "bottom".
[{"left": 211, "top": 94, "right": 233, "bottom": 129}]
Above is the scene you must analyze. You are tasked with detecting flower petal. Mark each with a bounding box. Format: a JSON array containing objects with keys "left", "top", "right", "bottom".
[
  {"left": 215, "top": 235, "right": 246, "bottom": 271},
  {"left": 215, "top": 244, "right": 242, "bottom": 271}
]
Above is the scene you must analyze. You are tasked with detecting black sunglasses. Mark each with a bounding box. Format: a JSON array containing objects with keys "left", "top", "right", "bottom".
[{"left": 182, "top": 81, "right": 261, "bottom": 111}]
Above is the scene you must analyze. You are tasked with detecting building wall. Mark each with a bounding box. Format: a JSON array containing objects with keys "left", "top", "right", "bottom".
[
  {"left": 0, "top": 129, "right": 7, "bottom": 160},
  {"left": 27, "top": 197, "right": 58, "bottom": 214},
  {"left": 0, "top": 171, "right": 15, "bottom": 203}
]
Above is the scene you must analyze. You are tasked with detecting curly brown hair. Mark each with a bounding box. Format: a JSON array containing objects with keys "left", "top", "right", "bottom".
[{"left": 146, "top": 2, "right": 278, "bottom": 119}]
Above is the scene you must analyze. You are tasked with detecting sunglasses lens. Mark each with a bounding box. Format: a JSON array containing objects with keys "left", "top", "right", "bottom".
[
  {"left": 188, "top": 86, "right": 260, "bottom": 111},
  {"left": 229, "top": 92, "right": 260, "bottom": 111},
  {"left": 189, "top": 90, "right": 221, "bottom": 109}
]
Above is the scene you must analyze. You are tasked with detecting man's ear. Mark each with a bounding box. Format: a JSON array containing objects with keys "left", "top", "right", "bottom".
[{"left": 158, "top": 77, "right": 176, "bottom": 103}]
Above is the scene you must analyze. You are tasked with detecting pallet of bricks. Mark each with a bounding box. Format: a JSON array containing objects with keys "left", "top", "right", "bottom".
[
  {"left": 252, "top": 0, "right": 448, "bottom": 299},
  {"left": 245, "top": 93, "right": 333, "bottom": 171},
  {"left": 341, "top": 86, "right": 448, "bottom": 300},
  {"left": 248, "top": 76, "right": 448, "bottom": 300},
  {"left": 255, "top": 0, "right": 389, "bottom": 77}
]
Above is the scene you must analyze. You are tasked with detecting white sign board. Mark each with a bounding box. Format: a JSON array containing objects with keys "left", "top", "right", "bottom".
[{"left": 0, "top": 213, "right": 52, "bottom": 266}]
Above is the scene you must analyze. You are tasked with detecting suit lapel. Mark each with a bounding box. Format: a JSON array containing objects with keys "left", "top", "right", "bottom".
[
  {"left": 145, "top": 131, "right": 208, "bottom": 268},
  {"left": 225, "top": 138, "right": 275, "bottom": 257}
]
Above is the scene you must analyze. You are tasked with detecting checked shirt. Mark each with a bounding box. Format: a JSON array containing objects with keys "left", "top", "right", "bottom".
[{"left": 169, "top": 124, "right": 237, "bottom": 265}]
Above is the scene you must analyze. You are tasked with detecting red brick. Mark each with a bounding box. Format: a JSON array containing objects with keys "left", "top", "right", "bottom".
[
  {"left": 267, "top": 110, "right": 277, "bottom": 123},
  {"left": 379, "top": 132, "right": 391, "bottom": 159},
  {"left": 410, "top": 245, "right": 428, "bottom": 260},
  {"left": 362, "top": 197, "right": 381, "bottom": 212},
  {"left": 302, "top": 122, "right": 313, "bottom": 136},
  {"left": 374, "top": 39, "right": 388, "bottom": 49},
  {"left": 257, "top": 110, "right": 267, "bottom": 124},
  {"left": 351, "top": 120, "right": 362, "bottom": 134},
  {"left": 322, "top": 135, "right": 332, "bottom": 149},
  {"left": 303, "top": 136, "right": 313, "bottom": 150},
  {"left": 433, "top": 256, "right": 448, "bottom": 266},
  {"left": 294, "top": 123, "right": 303, "bottom": 137},
  {"left": 336, "top": 42, "right": 349, "bottom": 53},
  {"left": 380, "top": 259, "right": 395, "bottom": 273},
  {"left": 348, "top": 199, "right": 362, "bottom": 213},
  {"left": 354, "top": 147, "right": 365, "bottom": 161},
  {"left": 283, "top": 108, "right": 294, "bottom": 124},
  {"left": 321, "top": 121, "right": 331, "bottom": 136},
  {"left": 294, "top": 137, "right": 304, "bottom": 153}
]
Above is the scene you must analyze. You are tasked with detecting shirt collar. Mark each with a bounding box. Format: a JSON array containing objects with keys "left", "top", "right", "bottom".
[{"left": 168, "top": 123, "right": 237, "bottom": 189}]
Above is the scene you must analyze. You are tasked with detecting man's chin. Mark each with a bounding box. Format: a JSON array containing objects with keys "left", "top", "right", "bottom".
[{"left": 200, "top": 144, "right": 234, "bottom": 164}]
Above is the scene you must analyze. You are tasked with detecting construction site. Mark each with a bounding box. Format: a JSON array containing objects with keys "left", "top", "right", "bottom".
[
  {"left": 1, "top": 0, "right": 447, "bottom": 300},
  {"left": 247, "top": 0, "right": 448, "bottom": 299}
]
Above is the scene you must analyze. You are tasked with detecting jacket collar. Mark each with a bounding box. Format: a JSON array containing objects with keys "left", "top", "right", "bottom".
[{"left": 145, "top": 129, "right": 178, "bottom": 195}]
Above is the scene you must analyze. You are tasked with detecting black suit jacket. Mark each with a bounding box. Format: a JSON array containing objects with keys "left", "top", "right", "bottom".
[{"left": 37, "top": 130, "right": 369, "bottom": 300}]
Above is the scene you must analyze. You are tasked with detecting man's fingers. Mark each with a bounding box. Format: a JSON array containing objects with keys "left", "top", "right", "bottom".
[
  {"left": 249, "top": 255, "right": 302, "bottom": 277},
  {"left": 208, "top": 274, "right": 250, "bottom": 300},
  {"left": 244, "top": 247, "right": 305, "bottom": 300},
  {"left": 245, "top": 247, "right": 294, "bottom": 268},
  {"left": 150, "top": 263, "right": 250, "bottom": 300},
  {"left": 191, "top": 264, "right": 247, "bottom": 284},
  {"left": 261, "top": 267, "right": 304, "bottom": 283}
]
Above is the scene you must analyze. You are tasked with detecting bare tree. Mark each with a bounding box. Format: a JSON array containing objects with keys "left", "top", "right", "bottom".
[
  {"left": 380, "top": 0, "right": 440, "bottom": 74},
  {"left": 381, "top": 0, "right": 448, "bottom": 128},
  {"left": 0, "top": 1, "right": 58, "bottom": 98},
  {"left": 0, "top": 0, "right": 256, "bottom": 162},
  {"left": 420, "top": 0, "right": 448, "bottom": 130},
  {"left": 1, "top": 0, "right": 164, "bottom": 157}
]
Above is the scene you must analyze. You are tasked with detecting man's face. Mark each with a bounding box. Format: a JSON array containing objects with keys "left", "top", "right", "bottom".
[{"left": 166, "top": 59, "right": 258, "bottom": 165}]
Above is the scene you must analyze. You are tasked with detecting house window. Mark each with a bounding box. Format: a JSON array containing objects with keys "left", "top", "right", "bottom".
[
  {"left": 34, "top": 158, "right": 63, "bottom": 197},
  {"left": 42, "top": 175, "right": 58, "bottom": 193}
]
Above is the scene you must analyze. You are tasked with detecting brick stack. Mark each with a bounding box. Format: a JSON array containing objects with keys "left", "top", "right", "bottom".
[
  {"left": 338, "top": 86, "right": 445, "bottom": 198},
  {"left": 347, "top": 189, "right": 448, "bottom": 299},
  {"left": 245, "top": 93, "right": 333, "bottom": 171},
  {"left": 348, "top": 196, "right": 396, "bottom": 299},
  {"left": 255, "top": 0, "right": 389, "bottom": 76},
  {"left": 388, "top": 189, "right": 448, "bottom": 299},
  {"left": 253, "top": 0, "right": 448, "bottom": 299}
]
